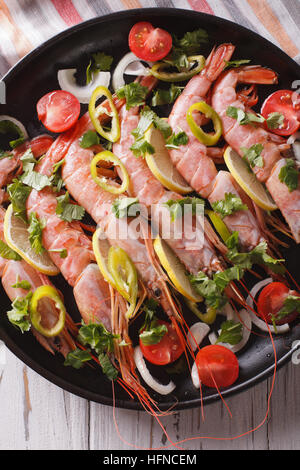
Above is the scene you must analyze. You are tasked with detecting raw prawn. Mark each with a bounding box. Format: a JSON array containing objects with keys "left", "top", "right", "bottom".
[
  {"left": 211, "top": 65, "right": 300, "bottom": 243},
  {"left": 168, "top": 45, "right": 266, "bottom": 249}
]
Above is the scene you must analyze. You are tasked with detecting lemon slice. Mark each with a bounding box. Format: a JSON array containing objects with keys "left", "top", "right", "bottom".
[
  {"left": 92, "top": 228, "right": 117, "bottom": 289},
  {"left": 153, "top": 236, "right": 202, "bottom": 302},
  {"left": 4, "top": 204, "right": 59, "bottom": 276},
  {"left": 145, "top": 127, "right": 192, "bottom": 195},
  {"left": 224, "top": 146, "right": 277, "bottom": 211}
]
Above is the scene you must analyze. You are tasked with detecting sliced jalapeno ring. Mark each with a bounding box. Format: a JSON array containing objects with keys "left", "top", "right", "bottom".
[
  {"left": 186, "top": 101, "right": 222, "bottom": 146},
  {"left": 89, "top": 86, "right": 120, "bottom": 143},
  {"left": 90, "top": 151, "right": 129, "bottom": 195},
  {"left": 186, "top": 300, "right": 217, "bottom": 325},
  {"left": 149, "top": 55, "right": 205, "bottom": 82},
  {"left": 30, "top": 285, "right": 66, "bottom": 337},
  {"left": 107, "top": 246, "right": 138, "bottom": 319}
]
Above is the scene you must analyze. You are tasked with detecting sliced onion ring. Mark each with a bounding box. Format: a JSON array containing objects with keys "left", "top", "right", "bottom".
[
  {"left": 187, "top": 322, "right": 210, "bottom": 352},
  {"left": 134, "top": 346, "right": 176, "bottom": 396},
  {"left": 57, "top": 69, "right": 110, "bottom": 104},
  {"left": 112, "top": 52, "right": 151, "bottom": 92},
  {"left": 0, "top": 115, "right": 28, "bottom": 140}
]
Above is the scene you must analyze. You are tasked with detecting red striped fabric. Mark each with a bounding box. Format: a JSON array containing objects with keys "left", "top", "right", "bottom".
[
  {"left": 187, "top": 0, "right": 214, "bottom": 15},
  {"left": 51, "top": 0, "right": 83, "bottom": 26}
]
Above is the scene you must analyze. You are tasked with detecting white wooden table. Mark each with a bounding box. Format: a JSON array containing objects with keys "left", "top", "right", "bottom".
[{"left": 0, "top": 346, "right": 299, "bottom": 450}]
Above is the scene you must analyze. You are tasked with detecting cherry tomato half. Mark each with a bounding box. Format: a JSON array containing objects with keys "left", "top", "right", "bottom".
[
  {"left": 37, "top": 90, "right": 80, "bottom": 133},
  {"left": 139, "top": 320, "right": 184, "bottom": 366},
  {"left": 195, "top": 345, "right": 239, "bottom": 389},
  {"left": 261, "top": 89, "right": 300, "bottom": 136},
  {"left": 257, "top": 281, "right": 299, "bottom": 325},
  {"left": 128, "top": 21, "right": 172, "bottom": 62}
]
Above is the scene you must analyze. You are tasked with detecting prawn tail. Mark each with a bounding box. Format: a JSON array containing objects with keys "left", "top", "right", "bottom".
[
  {"left": 205, "top": 43, "right": 235, "bottom": 82},
  {"left": 236, "top": 65, "right": 278, "bottom": 85}
]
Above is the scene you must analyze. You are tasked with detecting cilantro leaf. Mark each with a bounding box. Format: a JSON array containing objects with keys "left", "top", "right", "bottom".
[
  {"left": 139, "top": 322, "right": 168, "bottom": 346},
  {"left": 28, "top": 212, "right": 46, "bottom": 254},
  {"left": 278, "top": 158, "right": 299, "bottom": 192},
  {"left": 173, "top": 28, "right": 208, "bottom": 55},
  {"left": 56, "top": 192, "right": 85, "bottom": 222},
  {"left": 64, "top": 348, "right": 92, "bottom": 369},
  {"left": 11, "top": 279, "right": 31, "bottom": 290},
  {"left": 211, "top": 192, "right": 248, "bottom": 218},
  {"left": 0, "top": 240, "right": 21, "bottom": 260},
  {"left": 189, "top": 271, "right": 228, "bottom": 310},
  {"left": 224, "top": 59, "right": 251, "bottom": 69},
  {"left": 165, "top": 130, "right": 188, "bottom": 149},
  {"left": 272, "top": 295, "right": 300, "bottom": 323},
  {"left": 164, "top": 197, "right": 204, "bottom": 221},
  {"left": 20, "top": 169, "right": 52, "bottom": 191},
  {"left": 116, "top": 82, "right": 148, "bottom": 110},
  {"left": 216, "top": 320, "right": 243, "bottom": 345},
  {"left": 98, "top": 353, "right": 119, "bottom": 381},
  {"left": 7, "top": 179, "right": 31, "bottom": 222},
  {"left": 130, "top": 137, "right": 155, "bottom": 158},
  {"left": 241, "top": 143, "right": 264, "bottom": 168},
  {"left": 226, "top": 106, "right": 265, "bottom": 126},
  {"left": 79, "top": 130, "right": 100, "bottom": 149},
  {"left": 49, "top": 248, "right": 68, "bottom": 259},
  {"left": 7, "top": 292, "right": 32, "bottom": 333},
  {"left": 86, "top": 51, "right": 113, "bottom": 84},
  {"left": 139, "top": 298, "right": 159, "bottom": 332},
  {"left": 112, "top": 197, "right": 140, "bottom": 218},
  {"left": 266, "top": 112, "right": 285, "bottom": 130},
  {"left": 151, "top": 84, "right": 183, "bottom": 107},
  {"left": 78, "top": 322, "right": 118, "bottom": 355},
  {"left": 0, "top": 119, "right": 25, "bottom": 149},
  {"left": 131, "top": 106, "right": 172, "bottom": 140}
]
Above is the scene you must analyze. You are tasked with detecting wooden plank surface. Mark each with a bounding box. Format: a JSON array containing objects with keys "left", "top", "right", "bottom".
[{"left": 0, "top": 347, "right": 299, "bottom": 450}]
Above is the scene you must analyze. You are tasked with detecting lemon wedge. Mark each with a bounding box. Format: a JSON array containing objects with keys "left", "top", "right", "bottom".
[
  {"left": 153, "top": 236, "right": 202, "bottom": 302},
  {"left": 224, "top": 146, "right": 277, "bottom": 211},
  {"left": 4, "top": 204, "right": 59, "bottom": 276},
  {"left": 145, "top": 127, "right": 192, "bottom": 195}
]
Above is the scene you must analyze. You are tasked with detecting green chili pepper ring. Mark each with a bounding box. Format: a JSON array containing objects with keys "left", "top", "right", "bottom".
[{"left": 186, "top": 101, "right": 223, "bottom": 146}]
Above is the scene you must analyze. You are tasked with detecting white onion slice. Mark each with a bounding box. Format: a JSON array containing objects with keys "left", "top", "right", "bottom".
[
  {"left": 246, "top": 278, "right": 290, "bottom": 334},
  {"left": 57, "top": 69, "right": 110, "bottom": 104},
  {"left": 134, "top": 346, "right": 176, "bottom": 395},
  {"left": 0, "top": 115, "right": 28, "bottom": 139},
  {"left": 112, "top": 52, "right": 150, "bottom": 92},
  {"left": 187, "top": 322, "right": 210, "bottom": 352},
  {"left": 191, "top": 361, "right": 200, "bottom": 389},
  {"left": 287, "top": 131, "right": 300, "bottom": 145}
]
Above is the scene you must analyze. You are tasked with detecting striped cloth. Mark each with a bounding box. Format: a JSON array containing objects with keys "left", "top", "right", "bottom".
[{"left": 0, "top": 0, "right": 300, "bottom": 78}]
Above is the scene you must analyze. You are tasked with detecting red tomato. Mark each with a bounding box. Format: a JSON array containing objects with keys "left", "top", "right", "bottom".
[
  {"left": 128, "top": 21, "right": 172, "bottom": 62},
  {"left": 257, "top": 281, "right": 299, "bottom": 325},
  {"left": 139, "top": 320, "right": 184, "bottom": 366},
  {"left": 195, "top": 345, "right": 239, "bottom": 389},
  {"left": 37, "top": 90, "right": 80, "bottom": 133},
  {"left": 261, "top": 89, "right": 300, "bottom": 136},
  {"left": 30, "top": 135, "right": 54, "bottom": 157}
]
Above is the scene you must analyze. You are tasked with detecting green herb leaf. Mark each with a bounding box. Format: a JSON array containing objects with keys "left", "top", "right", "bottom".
[
  {"left": 278, "top": 158, "right": 299, "bottom": 192},
  {"left": 216, "top": 320, "right": 243, "bottom": 345},
  {"left": 266, "top": 112, "right": 285, "bottom": 130},
  {"left": 189, "top": 271, "right": 228, "bottom": 310},
  {"left": 20, "top": 169, "right": 52, "bottom": 191},
  {"left": 241, "top": 143, "right": 264, "bottom": 168},
  {"left": 130, "top": 137, "right": 155, "bottom": 158},
  {"left": 78, "top": 322, "right": 119, "bottom": 355},
  {"left": 7, "top": 179, "right": 32, "bottom": 222},
  {"left": 112, "top": 197, "right": 140, "bottom": 218},
  {"left": 79, "top": 130, "right": 100, "bottom": 149},
  {"left": 139, "top": 298, "right": 159, "bottom": 332},
  {"left": 116, "top": 82, "right": 148, "bottom": 110},
  {"left": 173, "top": 28, "right": 208, "bottom": 55},
  {"left": 213, "top": 266, "right": 244, "bottom": 291},
  {"left": 272, "top": 295, "right": 300, "bottom": 323},
  {"left": 132, "top": 106, "right": 172, "bottom": 140},
  {"left": 7, "top": 292, "right": 32, "bottom": 333},
  {"left": 98, "top": 352, "right": 119, "bottom": 381},
  {"left": 151, "top": 84, "right": 183, "bottom": 107},
  {"left": 56, "top": 192, "right": 85, "bottom": 222},
  {"left": 0, "top": 119, "right": 25, "bottom": 149},
  {"left": 64, "top": 348, "right": 92, "bottom": 369},
  {"left": 164, "top": 197, "right": 204, "bottom": 221},
  {"left": 165, "top": 130, "right": 188, "bottom": 149},
  {"left": 0, "top": 150, "right": 13, "bottom": 160},
  {"left": 20, "top": 148, "right": 36, "bottom": 172},
  {"left": 12, "top": 279, "right": 31, "bottom": 290},
  {"left": 49, "top": 248, "right": 68, "bottom": 259},
  {"left": 28, "top": 212, "right": 46, "bottom": 255},
  {"left": 0, "top": 240, "right": 21, "bottom": 260},
  {"left": 224, "top": 59, "right": 251, "bottom": 69},
  {"left": 211, "top": 192, "right": 248, "bottom": 218},
  {"left": 139, "top": 322, "right": 168, "bottom": 346},
  {"left": 226, "top": 106, "right": 265, "bottom": 126},
  {"left": 86, "top": 51, "right": 113, "bottom": 84}
]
